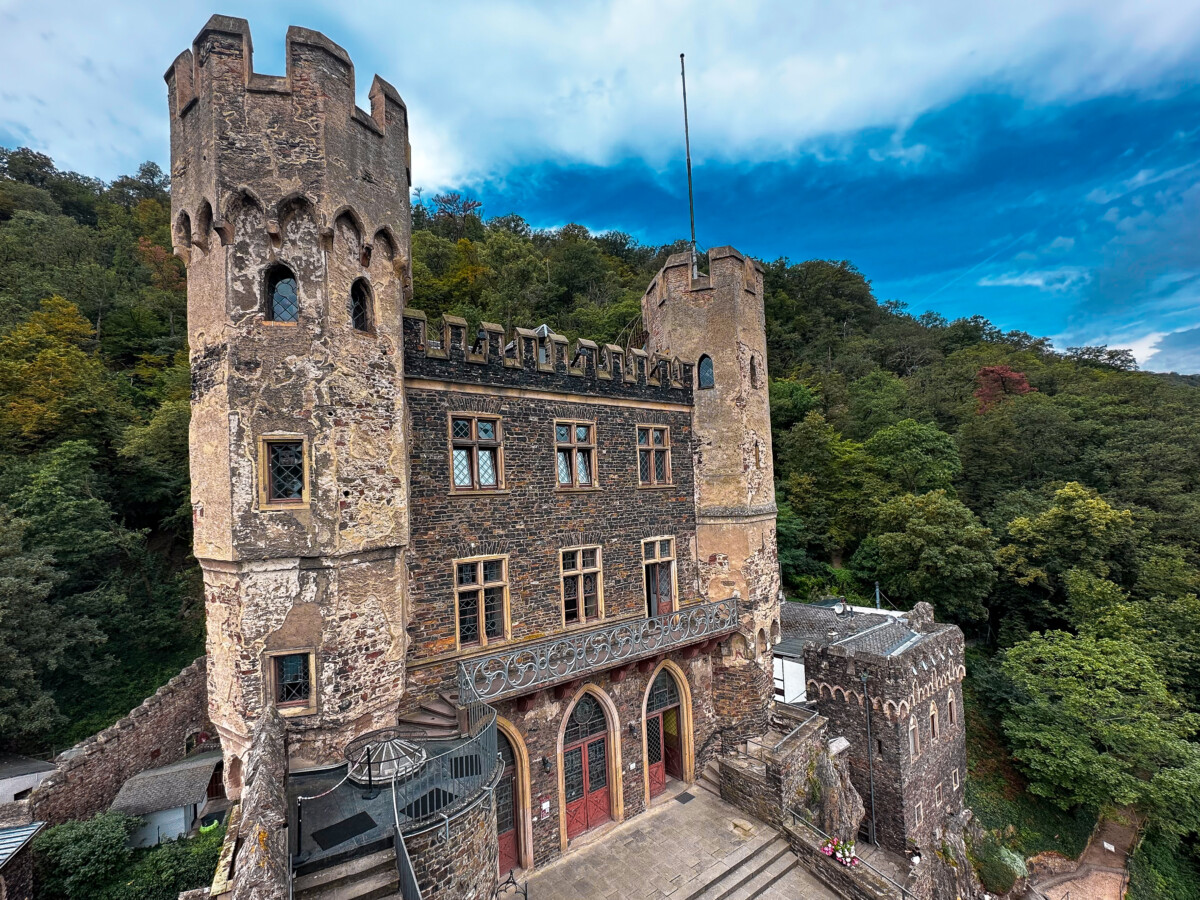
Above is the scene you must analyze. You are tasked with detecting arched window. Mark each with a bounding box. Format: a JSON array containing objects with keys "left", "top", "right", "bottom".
[
  {"left": 948, "top": 691, "right": 956, "bottom": 727},
  {"left": 749, "top": 356, "right": 759, "bottom": 389},
  {"left": 697, "top": 355, "right": 715, "bottom": 389},
  {"left": 647, "top": 669, "right": 680, "bottom": 713},
  {"left": 908, "top": 716, "right": 921, "bottom": 757},
  {"left": 265, "top": 265, "right": 299, "bottom": 322},
  {"left": 770, "top": 620, "right": 780, "bottom": 645},
  {"left": 565, "top": 694, "right": 607, "bottom": 745},
  {"left": 756, "top": 628, "right": 768, "bottom": 658},
  {"left": 350, "top": 278, "right": 374, "bottom": 332},
  {"left": 930, "top": 702, "right": 940, "bottom": 741}
]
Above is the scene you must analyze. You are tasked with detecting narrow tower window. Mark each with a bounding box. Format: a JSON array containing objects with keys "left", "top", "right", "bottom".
[
  {"left": 749, "top": 356, "right": 759, "bottom": 389},
  {"left": 697, "top": 355, "right": 715, "bottom": 389},
  {"left": 350, "top": 278, "right": 374, "bottom": 332},
  {"left": 265, "top": 265, "right": 299, "bottom": 322}
]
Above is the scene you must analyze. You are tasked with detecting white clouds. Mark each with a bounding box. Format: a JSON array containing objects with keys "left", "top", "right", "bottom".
[
  {"left": 3, "top": 0, "right": 1200, "bottom": 187},
  {"left": 978, "top": 266, "right": 1091, "bottom": 292}
]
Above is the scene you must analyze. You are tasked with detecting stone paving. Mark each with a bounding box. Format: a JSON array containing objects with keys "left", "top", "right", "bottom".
[{"left": 520, "top": 786, "right": 841, "bottom": 899}]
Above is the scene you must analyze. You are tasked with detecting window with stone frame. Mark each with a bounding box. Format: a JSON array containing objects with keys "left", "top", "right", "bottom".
[
  {"left": 697, "top": 355, "right": 715, "bottom": 389},
  {"left": 948, "top": 691, "right": 957, "bottom": 727},
  {"left": 265, "top": 264, "right": 299, "bottom": 322},
  {"left": 263, "top": 439, "right": 306, "bottom": 504},
  {"left": 643, "top": 537, "right": 676, "bottom": 617},
  {"left": 637, "top": 426, "right": 671, "bottom": 486},
  {"left": 450, "top": 415, "right": 502, "bottom": 491},
  {"left": 952, "top": 768, "right": 960, "bottom": 789},
  {"left": 915, "top": 802, "right": 923, "bottom": 827},
  {"left": 930, "top": 702, "right": 939, "bottom": 741},
  {"left": 350, "top": 277, "right": 374, "bottom": 332},
  {"left": 455, "top": 556, "right": 508, "bottom": 648},
  {"left": 555, "top": 421, "right": 596, "bottom": 488},
  {"left": 561, "top": 546, "right": 603, "bottom": 626},
  {"left": 935, "top": 782, "right": 943, "bottom": 806},
  {"left": 908, "top": 715, "right": 921, "bottom": 758},
  {"left": 269, "top": 652, "right": 314, "bottom": 712}
]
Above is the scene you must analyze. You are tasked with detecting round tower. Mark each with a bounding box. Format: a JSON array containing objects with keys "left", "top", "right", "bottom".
[
  {"left": 641, "top": 247, "right": 779, "bottom": 737},
  {"left": 165, "top": 16, "right": 412, "bottom": 784}
]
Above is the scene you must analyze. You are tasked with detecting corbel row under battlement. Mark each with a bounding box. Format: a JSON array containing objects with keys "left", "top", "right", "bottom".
[{"left": 402, "top": 310, "right": 694, "bottom": 402}]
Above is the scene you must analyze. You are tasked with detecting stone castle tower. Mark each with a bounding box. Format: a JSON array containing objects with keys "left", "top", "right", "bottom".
[
  {"left": 641, "top": 248, "right": 780, "bottom": 731},
  {"left": 165, "top": 16, "right": 412, "bottom": 784}
]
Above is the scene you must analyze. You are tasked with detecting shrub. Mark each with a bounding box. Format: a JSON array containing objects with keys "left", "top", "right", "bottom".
[{"left": 33, "top": 811, "right": 139, "bottom": 900}]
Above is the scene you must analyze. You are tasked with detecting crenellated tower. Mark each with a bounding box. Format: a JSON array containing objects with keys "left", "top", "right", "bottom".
[
  {"left": 166, "top": 16, "right": 412, "bottom": 786},
  {"left": 641, "top": 248, "right": 779, "bottom": 737}
]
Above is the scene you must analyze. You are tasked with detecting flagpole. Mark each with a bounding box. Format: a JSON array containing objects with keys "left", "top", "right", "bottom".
[{"left": 680, "top": 53, "right": 696, "bottom": 276}]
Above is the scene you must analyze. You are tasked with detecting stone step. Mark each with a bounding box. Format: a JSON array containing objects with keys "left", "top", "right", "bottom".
[
  {"left": 724, "top": 848, "right": 799, "bottom": 900},
  {"left": 709, "top": 839, "right": 792, "bottom": 900},
  {"left": 294, "top": 848, "right": 397, "bottom": 899},
  {"left": 296, "top": 867, "right": 399, "bottom": 900},
  {"left": 686, "top": 835, "right": 789, "bottom": 900}
]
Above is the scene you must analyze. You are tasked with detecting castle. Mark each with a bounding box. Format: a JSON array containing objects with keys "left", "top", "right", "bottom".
[{"left": 143, "top": 15, "right": 980, "bottom": 900}]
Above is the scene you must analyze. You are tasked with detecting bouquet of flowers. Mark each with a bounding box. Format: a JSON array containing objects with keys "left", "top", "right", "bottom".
[{"left": 820, "top": 837, "right": 860, "bottom": 867}]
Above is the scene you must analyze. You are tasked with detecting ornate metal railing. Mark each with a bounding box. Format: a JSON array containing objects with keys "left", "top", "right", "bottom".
[{"left": 459, "top": 598, "right": 738, "bottom": 702}]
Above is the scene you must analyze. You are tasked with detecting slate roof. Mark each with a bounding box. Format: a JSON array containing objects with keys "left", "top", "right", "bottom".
[
  {"left": 0, "top": 822, "right": 44, "bottom": 871},
  {"left": 0, "top": 754, "right": 56, "bottom": 780},
  {"left": 110, "top": 752, "right": 221, "bottom": 817},
  {"left": 777, "top": 601, "right": 923, "bottom": 659}
]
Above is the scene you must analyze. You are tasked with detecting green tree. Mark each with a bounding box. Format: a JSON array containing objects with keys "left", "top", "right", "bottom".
[
  {"left": 1002, "top": 631, "right": 1200, "bottom": 831},
  {"left": 864, "top": 418, "right": 961, "bottom": 494},
  {"left": 857, "top": 490, "right": 996, "bottom": 622},
  {"left": 33, "top": 811, "right": 139, "bottom": 900}
]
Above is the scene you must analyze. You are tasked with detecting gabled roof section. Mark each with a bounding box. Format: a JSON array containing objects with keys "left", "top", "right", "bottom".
[
  {"left": 109, "top": 752, "right": 222, "bottom": 817},
  {"left": 0, "top": 822, "right": 45, "bottom": 871},
  {"left": 0, "top": 753, "right": 55, "bottom": 780}
]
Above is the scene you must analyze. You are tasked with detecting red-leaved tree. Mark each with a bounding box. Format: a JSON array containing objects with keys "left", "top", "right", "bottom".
[{"left": 975, "top": 365, "right": 1034, "bottom": 413}]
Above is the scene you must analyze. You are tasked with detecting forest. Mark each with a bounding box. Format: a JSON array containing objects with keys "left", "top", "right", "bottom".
[{"left": 2, "top": 148, "right": 1199, "bottom": 897}]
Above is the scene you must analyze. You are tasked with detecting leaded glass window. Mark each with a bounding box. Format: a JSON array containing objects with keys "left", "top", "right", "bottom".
[
  {"left": 265, "top": 265, "right": 299, "bottom": 322},
  {"left": 456, "top": 557, "right": 507, "bottom": 647},
  {"left": 274, "top": 653, "right": 311, "bottom": 706},
  {"left": 643, "top": 537, "right": 676, "bottom": 616},
  {"left": 450, "top": 416, "right": 501, "bottom": 491},
  {"left": 697, "top": 355, "right": 714, "bottom": 389},
  {"left": 350, "top": 278, "right": 373, "bottom": 332},
  {"left": 265, "top": 440, "right": 304, "bottom": 503},
  {"left": 637, "top": 426, "right": 670, "bottom": 485},
  {"left": 555, "top": 421, "right": 594, "bottom": 488},
  {"left": 647, "top": 670, "right": 680, "bottom": 712},
  {"left": 565, "top": 694, "right": 607, "bottom": 745},
  {"left": 562, "top": 546, "right": 602, "bottom": 626}
]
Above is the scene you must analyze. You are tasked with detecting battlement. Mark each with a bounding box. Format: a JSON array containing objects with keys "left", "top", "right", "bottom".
[
  {"left": 165, "top": 16, "right": 410, "bottom": 276},
  {"left": 402, "top": 310, "right": 694, "bottom": 403},
  {"left": 642, "top": 246, "right": 765, "bottom": 309}
]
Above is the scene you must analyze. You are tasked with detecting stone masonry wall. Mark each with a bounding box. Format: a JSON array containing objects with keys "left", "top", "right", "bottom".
[
  {"left": 405, "top": 790, "right": 498, "bottom": 900},
  {"left": 0, "top": 841, "right": 34, "bottom": 900},
  {"left": 403, "top": 385, "right": 697, "bottom": 694},
  {"left": 28, "top": 658, "right": 210, "bottom": 825}
]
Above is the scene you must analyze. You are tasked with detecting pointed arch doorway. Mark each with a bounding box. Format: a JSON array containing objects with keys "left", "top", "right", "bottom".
[
  {"left": 643, "top": 666, "right": 692, "bottom": 800},
  {"left": 562, "top": 693, "right": 612, "bottom": 840}
]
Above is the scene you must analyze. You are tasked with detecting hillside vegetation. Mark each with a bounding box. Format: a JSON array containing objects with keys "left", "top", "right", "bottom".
[{"left": 1, "top": 149, "right": 1198, "bottom": 891}]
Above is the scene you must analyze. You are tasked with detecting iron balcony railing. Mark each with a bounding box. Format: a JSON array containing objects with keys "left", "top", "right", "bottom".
[{"left": 459, "top": 598, "right": 738, "bottom": 702}]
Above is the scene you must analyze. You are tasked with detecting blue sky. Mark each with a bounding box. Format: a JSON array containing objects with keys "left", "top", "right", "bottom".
[{"left": 3, "top": 1, "right": 1200, "bottom": 370}]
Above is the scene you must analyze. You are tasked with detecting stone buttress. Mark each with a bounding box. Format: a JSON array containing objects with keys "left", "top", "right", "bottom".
[{"left": 166, "top": 15, "right": 412, "bottom": 786}]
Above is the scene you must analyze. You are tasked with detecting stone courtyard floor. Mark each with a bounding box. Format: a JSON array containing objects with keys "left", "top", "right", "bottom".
[{"left": 517, "top": 785, "right": 841, "bottom": 899}]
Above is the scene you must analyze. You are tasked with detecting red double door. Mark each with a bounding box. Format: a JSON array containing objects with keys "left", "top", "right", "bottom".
[
  {"left": 646, "top": 707, "right": 683, "bottom": 799},
  {"left": 564, "top": 734, "right": 610, "bottom": 840},
  {"left": 496, "top": 755, "right": 519, "bottom": 875}
]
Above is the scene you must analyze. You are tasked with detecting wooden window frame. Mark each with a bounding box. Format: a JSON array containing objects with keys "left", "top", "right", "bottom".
[
  {"left": 448, "top": 413, "right": 504, "bottom": 494},
  {"left": 453, "top": 554, "right": 511, "bottom": 650},
  {"left": 258, "top": 435, "right": 310, "bottom": 509},
  {"left": 264, "top": 649, "right": 317, "bottom": 717},
  {"left": 641, "top": 536, "right": 678, "bottom": 616},
  {"left": 636, "top": 425, "right": 672, "bottom": 487},
  {"left": 560, "top": 546, "right": 604, "bottom": 628},
  {"left": 554, "top": 420, "right": 597, "bottom": 490}
]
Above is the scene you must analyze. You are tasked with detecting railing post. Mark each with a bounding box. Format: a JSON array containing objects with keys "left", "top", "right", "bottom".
[{"left": 295, "top": 797, "right": 303, "bottom": 857}]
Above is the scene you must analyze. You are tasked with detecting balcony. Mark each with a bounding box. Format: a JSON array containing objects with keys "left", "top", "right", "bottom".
[{"left": 458, "top": 598, "right": 739, "bottom": 703}]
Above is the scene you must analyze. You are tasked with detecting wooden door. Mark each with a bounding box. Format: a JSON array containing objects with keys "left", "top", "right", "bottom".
[
  {"left": 496, "top": 750, "right": 519, "bottom": 874},
  {"left": 647, "top": 713, "right": 666, "bottom": 798},
  {"left": 646, "top": 562, "right": 673, "bottom": 617},
  {"left": 564, "top": 736, "right": 610, "bottom": 840},
  {"left": 663, "top": 707, "right": 682, "bottom": 780}
]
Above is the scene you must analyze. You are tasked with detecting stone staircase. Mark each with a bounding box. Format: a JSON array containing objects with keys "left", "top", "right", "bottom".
[
  {"left": 684, "top": 832, "right": 809, "bottom": 900},
  {"left": 293, "top": 846, "right": 400, "bottom": 900},
  {"left": 696, "top": 760, "right": 721, "bottom": 797}
]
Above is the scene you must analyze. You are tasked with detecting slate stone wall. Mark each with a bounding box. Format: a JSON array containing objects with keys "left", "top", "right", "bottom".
[
  {"left": 0, "top": 841, "right": 34, "bottom": 900},
  {"left": 405, "top": 790, "right": 498, "bottom": 900},
  {"left": 28, "top": 658, "right": 210, "bottom": 826}
]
